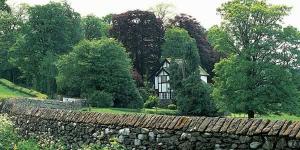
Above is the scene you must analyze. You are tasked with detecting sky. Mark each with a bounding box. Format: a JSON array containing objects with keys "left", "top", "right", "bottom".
[{"left": 7, "top": 0, "right": 300, "bottom": 30}]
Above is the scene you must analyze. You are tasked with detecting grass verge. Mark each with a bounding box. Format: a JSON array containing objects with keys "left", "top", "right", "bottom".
[{"left": 80, "top": 107, "right": 178, "bottom": 115}]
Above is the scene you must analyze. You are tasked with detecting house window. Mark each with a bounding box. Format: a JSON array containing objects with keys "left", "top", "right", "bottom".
[
  {"left": 161, "top": 76, "right": 167, "bottom": 83},
  {"left": 159, "top": 92, "right": 170, "bottom": 99}
]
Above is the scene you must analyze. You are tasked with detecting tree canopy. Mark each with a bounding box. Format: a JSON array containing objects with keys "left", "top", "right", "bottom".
[
  {"left": 162, "top": 27, "right": 198, "bottom": 59},
  {"left": 81, "top": 15, "right": 110, "bottom": 40},
  {"left": 170, "top": 14, "right": 220, "bottom": 82},
  {"left": 57, "top": 39, "right": 143, "bottom": 108},
  {"left": 209, "top": 0, "right": 300, "bottom": 117},
  {"left": 10, "top": 2, "right": 82, "bottom": 97},
  {"left": 110, "top": 10, "right": 164, "bottom": 79}
]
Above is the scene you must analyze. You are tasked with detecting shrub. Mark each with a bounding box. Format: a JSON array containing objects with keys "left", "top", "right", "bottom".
[
  {"left": 144, "top": 96, "right": 158, "bottom": 108},
  {"left": 0, "top": 114, "right": 18, "bottom": 149},
  {"left": 138, "top": 86, "right": 155, "bottom": 103},
  {"left": 16, "top": 139, "right": 39, "bottom": 150},
  {"left": 88, "top": 91, "right": 113, "bottom": 107},
  {"left": 167, "top": 104, "right": 177, "bottom": 110},
  {"left": 177, "top": 74, "right": 217, "bottom": 116}
]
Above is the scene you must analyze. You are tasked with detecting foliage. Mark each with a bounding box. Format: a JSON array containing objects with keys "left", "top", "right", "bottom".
[
  {"left": 82, "top": 15, "right": 110, "bottom": 40},
  {"left": 169, "top": 14, "right": 220, "bottom": 82},
  {"left": 167, "top": 104, "right": 177, "bottom": 110},
  {"left": 110, "top": 10, "right": 164, "bottom": 78},
  {"left": 162, "top": 27, "right": 199, "bottom": 59},
  {"left": 213, "top": 56, "right": 299, "bottom": 115},
  {"left": 0, "top": 114, "right": 18, "bottom": 149},
  {"left": 57, "top": 39, "right": 143, "bottom": 108},
  {"left": 210, "top": 0, "right": 300, "bottom": 116},
  {"left": 138, "top": 83, "right": 156, "bottom": 102},
  {"left": 0, "top": 79, "right": 47, "bottom": 99},
  {"left": 0, "top": 8, "right": 23, "bottom": 82},
  {"left": 88, "top": 91, "right": 113, "bottom": 108},
  {"left": 10, "top": 2, "right": 82, "bottom": 97},
  {"left": 0, "top": 0, "right": 11, "bottom": 12},
  {"left": 16, "top": 139, "right": 40, "bottom": 150},
  {"left": 149, "top": 3, "right": 176, "bottom": 26},
  {"left": 176, "top": 74, "right": 216, "bottom": 116},
  {"left": 144, "top": 95, "right": 159, "bottom": 108},
  {"left": 164, "top": 27, "right": 216, "bottom": 116}
]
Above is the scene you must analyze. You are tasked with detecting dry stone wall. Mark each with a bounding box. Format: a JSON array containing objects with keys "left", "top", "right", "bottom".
[{"left": 1, "top": 101, "right": 300, "bottom": 150}]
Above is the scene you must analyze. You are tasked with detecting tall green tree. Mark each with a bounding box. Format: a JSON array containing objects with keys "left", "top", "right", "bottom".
[
  {"left": 110, "top": 10, "right": 164, "bottom": 79},
  {"left": 10, "top": 2, "right": 82, "bottom": 97},
  {"left": 57, "top": 39, "right": 143, "bottom": 108},
  {"left": 170, "top": 14, "right": 220, "bottom": 82},
  {"left": 163, "top": 27, "right": 215, "bottom": 116},
  {"left": 0, "top": 0, "right": 11, "bottom": 12},
  {"left": 162, "top": 27, "right": 198, "bottom": 60},
  {"left": 81, "top": 15, "right": 110, "bottom": 40},
  {"left": 0, "top": 3, "right": 26, "bottom": 82},
  {"left": 209, "top": 0, "right": 300, "bottom": 117}
]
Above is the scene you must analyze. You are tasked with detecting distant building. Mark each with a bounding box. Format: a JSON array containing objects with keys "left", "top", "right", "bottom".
[{"left": 149, "top": 58, "right": 209, "bottom": 106}]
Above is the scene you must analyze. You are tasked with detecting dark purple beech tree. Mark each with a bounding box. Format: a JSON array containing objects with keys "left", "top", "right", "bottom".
[
  {"left": 110, "top": 10, "right": 164, "bottom": 80},
  {"left": 169, "top": 14, "right": 221, "bottom": 82}
]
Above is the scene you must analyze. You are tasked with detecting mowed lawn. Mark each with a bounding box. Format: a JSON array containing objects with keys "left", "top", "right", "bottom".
[
  {"left": 82, "top": 108, "right": 300, "bottom": 121},
  {"left": 229, "top": 113, "right": 300, "bottom": 121},
  {"left": 0, "top": 84, "right": 30, "bottom": 98},
  {"left": 81, "top": 107, "right": 178, "bottom": 115}
]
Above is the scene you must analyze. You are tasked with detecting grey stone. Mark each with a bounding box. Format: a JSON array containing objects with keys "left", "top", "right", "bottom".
[
  {"left": 180, "top": 133, "right": 191, "bottom": 140},
  {"left": 250, "top": 142, "right": 262, "bottom": 149},
  {"left": 275, "top": 138, "right": 287, "bottom": 149},
  {"left": 118, "top": 135, "right": 124, "bottom": 143},
  {"left": 149, "top": 132, "right": 155, "bottom": 141},
  {"left": 138, "top": 134, "right": 145, "bottom": 140},
  {"left": 134, "top": 139, "right": 141, "bottom": 146},
  {"left": 141, "top": 128, "right": 149, "bottom": 133},
  {"left": 231, "top": 143, "right": 238, "bottom": 149},
  {"left": 239, "top": 136, "right": 251, "bottom": 143},
  {"left": 288, "top": 140, "right": 300, "bottom": 148},
  {"left": 118, "top": 128, "right": 130, "bottom": 136}
]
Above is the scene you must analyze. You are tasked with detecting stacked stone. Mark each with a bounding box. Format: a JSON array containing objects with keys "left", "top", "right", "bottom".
[{"left": 2, "top": 103, "right": 300, "bottom": 149}]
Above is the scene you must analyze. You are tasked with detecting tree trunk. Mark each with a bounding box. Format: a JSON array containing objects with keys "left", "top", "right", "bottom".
[{"left": 247, "top": 110, "right": 255, "bottom": 118}]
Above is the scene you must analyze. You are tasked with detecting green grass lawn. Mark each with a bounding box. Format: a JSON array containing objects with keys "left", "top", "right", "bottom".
[
  {"left": 0, "top": 84, "right": 30, "bottom": 98},
  {"left": 82, "top": 108, "right": 300, "bottom": 121},
  {"left": 81, "top": 107, "right": 178, "bottom": 115},
  {"left": 229, "top": 113, "right": 300, "bottom": 121}
]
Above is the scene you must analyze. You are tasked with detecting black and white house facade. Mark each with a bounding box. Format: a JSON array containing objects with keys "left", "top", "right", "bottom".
[{"left": 150, "top": 58, "right": 209, "bottom": 105}]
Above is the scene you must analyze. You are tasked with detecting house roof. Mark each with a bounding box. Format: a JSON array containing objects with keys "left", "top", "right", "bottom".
[{"left": 149, "top": 58, "right": 209, "bottom": 81}]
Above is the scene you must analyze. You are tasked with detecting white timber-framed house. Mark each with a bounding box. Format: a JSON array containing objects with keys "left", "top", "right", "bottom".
[{"left": 150, "top": 58, "right": 209, "bottom": 106}]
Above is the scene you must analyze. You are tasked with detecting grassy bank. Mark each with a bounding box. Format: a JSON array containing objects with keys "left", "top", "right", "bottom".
[
  {"left": 0, "top": 84, "right": 30, "bottom": 99},
  {"left": 0, "top": 79, "right": 47, "bottom": 99}
]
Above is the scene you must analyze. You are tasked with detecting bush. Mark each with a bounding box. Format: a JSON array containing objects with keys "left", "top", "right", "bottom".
[
  {"left": 88, "top": 91, "right": 113, "bottom": 107},
  {"left": 177, "top": 74, "right": 217, "bottom": 116},
  {"left": 138, "top": 86, "right": 155, "bottom": 103},
  {"left": 167, "top": 104, "right": 177, "bottom": 110},
  {"left": 0, "top": 114, "right": 18, "bottom": 149},
  {"left": 16, "top": 139, "right": 39, "bottom": 150},
  {"left": 144, "top": 96, "right": 158, "bottom": 108}
]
